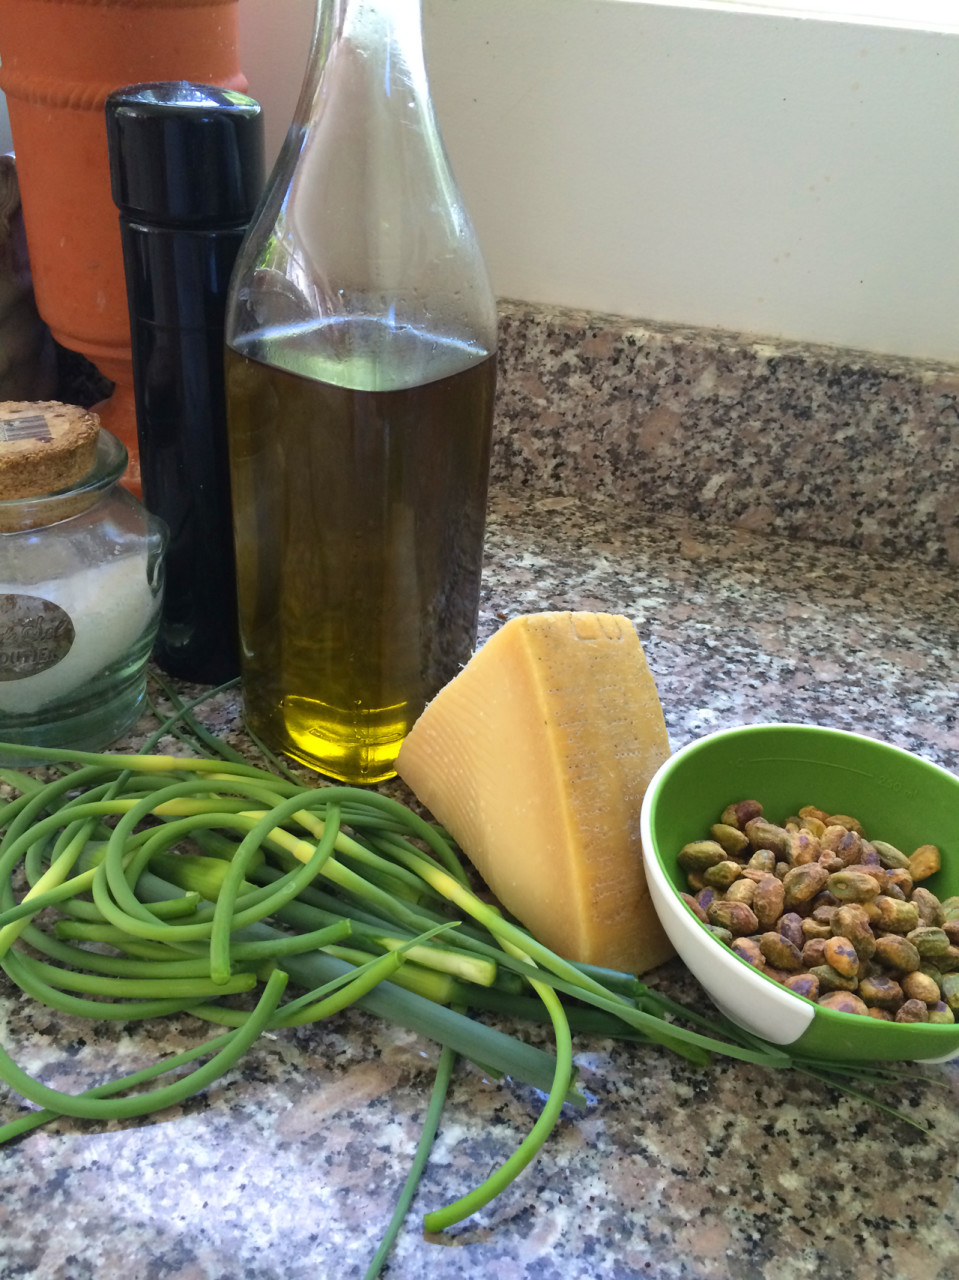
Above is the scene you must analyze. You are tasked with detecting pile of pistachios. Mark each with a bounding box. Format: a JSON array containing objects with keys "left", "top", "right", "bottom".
[{"left": 678, "top": 800, "right": 959, "bottom": 1022}]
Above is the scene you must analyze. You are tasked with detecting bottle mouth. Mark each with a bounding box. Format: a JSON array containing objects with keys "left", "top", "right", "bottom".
[{"left": 0, "top": 429, "right": 128, "bottom": 533}]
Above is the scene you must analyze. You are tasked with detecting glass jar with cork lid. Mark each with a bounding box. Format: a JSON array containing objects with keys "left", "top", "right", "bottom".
[{"left": 0, "top": 400, "right": 167, "bottom": 759}]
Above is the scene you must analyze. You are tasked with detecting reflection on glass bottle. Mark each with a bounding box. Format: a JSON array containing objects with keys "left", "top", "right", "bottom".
[{"left": 224, "top": 0, "right": 497, "bottom": 784}]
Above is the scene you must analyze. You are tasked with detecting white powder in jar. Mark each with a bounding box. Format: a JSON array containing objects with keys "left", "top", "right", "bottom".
[{"left": 0, "top": 553, "right": 158, "bottom": 714}]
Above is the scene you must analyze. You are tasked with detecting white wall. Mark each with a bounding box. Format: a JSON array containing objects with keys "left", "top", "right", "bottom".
[
  {"left": 238, "top": 0, "right": 959, "bottom": 365},
  {"left": 1, "top": 1, "right": 953, "bottom": 361},
  {"left": 0, "top": 95, "right": 11, "bottom": 156}
]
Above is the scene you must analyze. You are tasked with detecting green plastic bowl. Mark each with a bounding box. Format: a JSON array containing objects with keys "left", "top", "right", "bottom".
[{"left": 639, "top": 723, "right": 959, "bottom": 1063}]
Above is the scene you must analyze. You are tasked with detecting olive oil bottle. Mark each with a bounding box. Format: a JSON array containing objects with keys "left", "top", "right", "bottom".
[{"left": 224, "top": 0, "right": 497, "bottom": 783}]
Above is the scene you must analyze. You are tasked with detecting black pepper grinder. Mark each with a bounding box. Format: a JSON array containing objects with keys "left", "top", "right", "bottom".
[{"left": 105, "top": 82, "right": 264, "bottom": 685}]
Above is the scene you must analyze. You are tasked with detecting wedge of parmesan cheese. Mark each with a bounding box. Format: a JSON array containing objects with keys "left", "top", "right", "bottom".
[{"left": 395, "top": 611, "right": 675, "bottom": 974}]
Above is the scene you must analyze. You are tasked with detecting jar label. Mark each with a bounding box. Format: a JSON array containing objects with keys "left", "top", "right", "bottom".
[{"left": 0, "top": 594, "right": 75, "bottom": 681}]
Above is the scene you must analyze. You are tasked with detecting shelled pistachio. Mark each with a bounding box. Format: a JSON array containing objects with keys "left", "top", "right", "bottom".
[{"left": 677, "top": 802, "right": 953, "bottom": 1024}]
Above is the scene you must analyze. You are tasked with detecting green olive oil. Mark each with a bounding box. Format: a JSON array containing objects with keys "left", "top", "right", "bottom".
[{"left": 225, "top": 338, "right": 496, "bottom": 784}]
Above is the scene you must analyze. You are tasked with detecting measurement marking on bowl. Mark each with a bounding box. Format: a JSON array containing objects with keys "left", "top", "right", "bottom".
[
  {"left": 872, "top": 774, "right": 918, "bottom": 799},
  {"left": 742, "top": 756, "right": 871, "bottom": 775},
  {"left": 742, "top": 755, "right": 921, "bottom": 800}
]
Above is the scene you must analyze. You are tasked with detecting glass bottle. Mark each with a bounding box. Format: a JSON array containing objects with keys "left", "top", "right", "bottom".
[{"left": 224, "top": 0, "right": 497, "bottom": 785}]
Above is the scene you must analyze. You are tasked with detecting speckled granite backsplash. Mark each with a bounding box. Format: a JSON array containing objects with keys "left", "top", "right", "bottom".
[{"left": 493, "top": 300, "right": 959, "bottom": 566}]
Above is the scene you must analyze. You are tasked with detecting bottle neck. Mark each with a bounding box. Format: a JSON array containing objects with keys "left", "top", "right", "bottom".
[
  {"left": 225, "top": 0, "right": 498, "bottom": 380},
  {"left": 340, "top": 0, "right": 425, "bottom": 54},
  {"left": 312, "top": 0, "right": 428, "bottom": 106}
]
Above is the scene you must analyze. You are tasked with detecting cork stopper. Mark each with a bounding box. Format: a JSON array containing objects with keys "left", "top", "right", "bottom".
[{"left": 0, "top": 401, "right": 101, "bottom": 500}]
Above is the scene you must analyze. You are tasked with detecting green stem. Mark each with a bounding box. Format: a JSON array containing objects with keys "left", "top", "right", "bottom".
[
  {"left": 1, "top": 948, "right": 209, "bottom": 1022},
  {"left": 8, "top": 950, "right": 258, "bottom": 1000},
  {"left": 209, "top": 796, "right": 343, "bottom": 984},
  {"left": 0, "top": 969, "right": 288, "bottom": 1120},
  {"left": 0, "top": 1027, "right": 243, "bottom": 1144},
  {"left": 148, "top": 672, "right": 246, "bottom": 763},
  {"left": 364, "top": 1040, "right": 457, "bottom": 1279},
  {"left": 135, "top": 869, "right": 577, "bottom": 1100},
  {"left": 424, "top": 950, "right": 574, "bottom": 1234}
]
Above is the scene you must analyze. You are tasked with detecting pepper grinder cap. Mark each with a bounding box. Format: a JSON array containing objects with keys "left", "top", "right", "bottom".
[{"left": 105, "top": 82, "right": 264, "bottom": 229}]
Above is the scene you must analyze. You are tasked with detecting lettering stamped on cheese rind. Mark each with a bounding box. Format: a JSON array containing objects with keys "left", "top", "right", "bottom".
[{"left": 569, "top": 612, "right": 626, "bottom": 642}]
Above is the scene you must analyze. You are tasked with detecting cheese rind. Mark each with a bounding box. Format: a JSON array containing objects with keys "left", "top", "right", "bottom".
[{"left": 395, "top": 611, "right": 675, "bottom": 974}]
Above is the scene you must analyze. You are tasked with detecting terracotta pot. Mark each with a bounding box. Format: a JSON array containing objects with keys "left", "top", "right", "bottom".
[
  {"left": 0, "top": 0, "right": 247, "bottom": 491},
  {"left": 0, "top": 155, "right": 57, "bottom": 401}
]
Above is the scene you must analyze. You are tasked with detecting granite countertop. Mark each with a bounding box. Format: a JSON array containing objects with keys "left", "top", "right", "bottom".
[
  {"left": 3, "top": 303, "right": 959, "bottom": 1279},
  {"left": 3, "top": 491, "right": 959, "bottom": 1280}
]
